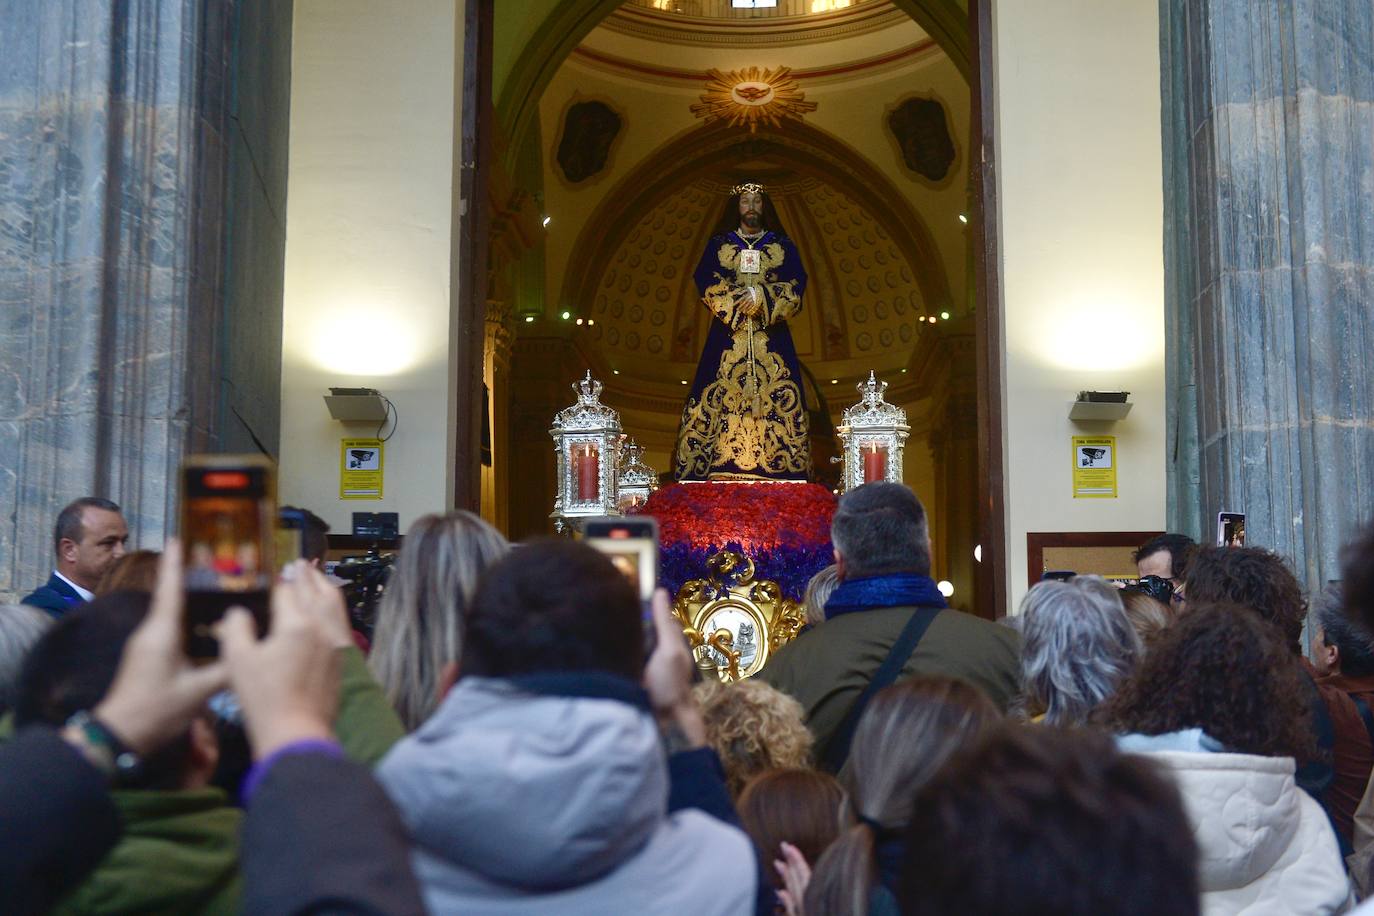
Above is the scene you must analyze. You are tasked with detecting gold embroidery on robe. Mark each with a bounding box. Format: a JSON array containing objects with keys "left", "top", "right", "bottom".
[{"left": 676, "top": 241, "right": 809, "bottom": 480}]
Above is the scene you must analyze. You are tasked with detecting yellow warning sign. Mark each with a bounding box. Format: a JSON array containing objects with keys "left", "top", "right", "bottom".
[
  {"left": 1072, "top": 436, "right": 1117, "bottom": 499},
  {"left": 340, "top": 438, "right": 384, "bottom": 500}
]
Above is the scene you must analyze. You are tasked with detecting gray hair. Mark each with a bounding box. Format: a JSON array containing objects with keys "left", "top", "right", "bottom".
[
  {"left": 1018, "top": 576, "right": 1141, "bottom": 726},
  {"left": 829, "top": 482, "right": 930, "bottom": 578},
  {"left": 368, "top": 511, "right": 509, "bottom": 730},
  {"left": 1314, "top": 584, "right": 1374, "bottom": 677},
  {"left": 0, "top": 605, "right": 53, "bottom": 716},
  {"left": 803, "top": 564, "right": 839, "bottom": 626}
]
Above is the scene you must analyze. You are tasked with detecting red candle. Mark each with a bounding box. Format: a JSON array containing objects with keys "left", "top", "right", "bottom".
[
  {"left": 863, "top": 443, "right": 887, "bottom": 483},
  {"left": 575, "top": 444, "right": 600, "bottom": 501}
]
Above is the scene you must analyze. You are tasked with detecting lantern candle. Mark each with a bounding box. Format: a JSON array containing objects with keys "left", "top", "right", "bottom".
[
  {"left": 862, "top": 443, "right": 887, "bottom": 483},
  {"left": 575, "top": 444, "right": 600, "bottom": 502}
]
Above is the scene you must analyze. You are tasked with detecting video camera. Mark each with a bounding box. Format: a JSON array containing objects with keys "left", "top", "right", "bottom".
[
  {"left": 1122, "top": 574, "right": 1174, "bottom": 605},
  {"left": 334, "top": 548, "right": 395, "bottom": 638}
]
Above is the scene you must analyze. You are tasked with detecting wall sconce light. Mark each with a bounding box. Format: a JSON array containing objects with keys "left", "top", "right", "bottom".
[
  {"left": 1068, "top": 390, "right": 1132, "bottom": 422},
  {"left": 324, "top": 387, "right": 389, "bottom": 422}
]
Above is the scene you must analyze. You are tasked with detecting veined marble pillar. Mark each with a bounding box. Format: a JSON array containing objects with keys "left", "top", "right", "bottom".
[
  {"left": 0, "top": 0, "right": 232, "bottom": 598},
  {"left": 1163, "top": 0, "right": 1374, "bottom": 587}
]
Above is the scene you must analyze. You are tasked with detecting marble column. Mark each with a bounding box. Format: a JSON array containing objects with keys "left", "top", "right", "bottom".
[
  {"left": 1162, "top": 0, "right": 1374, "bottom": 588},
  {"left": 0, "top": 0, "right": 232, "bottom": 598}
]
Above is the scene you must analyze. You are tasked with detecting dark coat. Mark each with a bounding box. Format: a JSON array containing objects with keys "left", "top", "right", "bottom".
[
  {"left": 20, "top": 572, "right": 86, "bottom": 616},
  {"left": 0, "top": 728, "right": 122, "bottom": 916},
  {"left": 0, "top": 726, "right": 428, "bottom": 916},
  {"left": 758, "top": 604, "right": 1022, "bottom": 753},
  {"left": 242, "top": 751, "right": 427, "bottom": 916}
]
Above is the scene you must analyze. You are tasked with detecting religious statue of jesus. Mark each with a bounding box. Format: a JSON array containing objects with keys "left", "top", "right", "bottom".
[{"left": 674, "top": 182, "right": 810, "bottom": 481}]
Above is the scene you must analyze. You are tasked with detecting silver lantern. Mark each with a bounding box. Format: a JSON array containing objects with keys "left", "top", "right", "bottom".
[
  {"left": 836, "top": 371, "right": 910, "bottom": 492},
  {"left": 616, "top": 438, "right": 658, "bottom": 513},
  {"left": 550, "top": 371, "right": 623, "bottom": 532}
]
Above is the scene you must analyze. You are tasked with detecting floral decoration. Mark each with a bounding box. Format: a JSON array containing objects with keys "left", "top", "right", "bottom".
[{"left": 632, "top": 482, "right": 837, "bottom": 601}]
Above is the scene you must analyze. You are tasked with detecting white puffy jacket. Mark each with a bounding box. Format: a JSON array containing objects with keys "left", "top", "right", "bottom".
[{"left": 1120, "top": 730, "right": 1353, "bottom": 916}]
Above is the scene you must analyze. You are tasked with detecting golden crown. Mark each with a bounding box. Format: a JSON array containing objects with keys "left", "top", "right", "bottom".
[{"left": 731, "top": 182, "right": 766, "bottom": 196}]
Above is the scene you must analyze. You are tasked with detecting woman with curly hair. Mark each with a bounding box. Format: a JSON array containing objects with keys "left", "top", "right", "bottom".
[
  {"left": 1101, "top": 603, "right": 1353, "bottom": 914},
  {"left": 693, "top": 679, "right": 814, "bottom": 796},
  {"left": 801, "top": 676, "right": 1000, "bottom": 915}
]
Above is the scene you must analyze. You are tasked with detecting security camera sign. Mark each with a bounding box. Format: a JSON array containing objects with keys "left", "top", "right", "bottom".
[
  {"left": 1072, "top": 436, "right": 1117, "bottom": 498},
  {"left": 340, "top": 438, "right": 384, "bottom": 499}
]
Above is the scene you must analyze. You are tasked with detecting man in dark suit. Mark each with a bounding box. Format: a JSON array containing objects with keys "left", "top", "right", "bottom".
[{"left": 22, "top": 497, "right": 128, "bottom": 615}]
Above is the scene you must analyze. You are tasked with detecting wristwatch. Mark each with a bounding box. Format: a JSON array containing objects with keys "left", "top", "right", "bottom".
[{"left": 64, "top": 710, "right": 144, "bottom": 785}]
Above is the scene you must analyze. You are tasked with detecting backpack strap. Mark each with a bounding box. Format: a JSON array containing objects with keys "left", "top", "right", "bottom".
[{"left": 820, "top": 607, "right": 941, "bottom": 774}]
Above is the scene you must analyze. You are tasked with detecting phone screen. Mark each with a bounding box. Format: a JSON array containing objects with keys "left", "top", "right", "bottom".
[
  {"left": 181, "top": 457, "right": 275, "bottom": 657},
  {"left": 1217, "top": 512, "right": 1246, "bottom": 547},
  {"left": 584, "top": 517, "right": 660, "bottom": 656}
]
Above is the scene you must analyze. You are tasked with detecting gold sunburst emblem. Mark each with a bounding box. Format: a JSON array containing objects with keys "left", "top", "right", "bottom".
[{"left": 689, "top": 66, "right": 818, "bottom": 133}]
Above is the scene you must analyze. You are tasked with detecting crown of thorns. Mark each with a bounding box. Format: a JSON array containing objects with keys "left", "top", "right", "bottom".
[{"left": 731, "top": 182, "right": 766, "bottom": 196}]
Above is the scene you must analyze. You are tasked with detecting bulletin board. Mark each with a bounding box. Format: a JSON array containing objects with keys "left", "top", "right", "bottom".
[{"left": 1026, "top": 531, "right": 1163, "bottom": 589}]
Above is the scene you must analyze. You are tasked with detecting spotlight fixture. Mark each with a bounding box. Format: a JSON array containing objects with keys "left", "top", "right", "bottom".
[
  {"left": 937, "top": 580, "right": 954, "bottom": 597},
  {"left": 576, "top": 318, "right": 584, "bottom": 326},
  {"left": 323, "top": 387, "right": 388, "bottom": 422},
  {"left": 524, "top": 315, "right": 535, "bottom": 323},
  {"left": 940, "top": 311, "right": 950, "bottom": 320},
  {"left": 542, "top": 215, "right": 552, "bottom": 227},
  {"left": 561, "top": 311, "right": 571, "bottom": 320},
  {"left": 958, "top": 213, "right": 968, "bottom": 224}
]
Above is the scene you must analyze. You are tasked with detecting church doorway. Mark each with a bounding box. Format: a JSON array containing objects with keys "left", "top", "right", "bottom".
[{"left": 461, "top": 0, "right": 1004, "bottom": 617}]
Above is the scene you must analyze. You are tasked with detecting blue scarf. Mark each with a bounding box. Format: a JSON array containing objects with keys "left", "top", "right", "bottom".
[{"left": 824, "top": 572, "right": 947, "bottom": 620}]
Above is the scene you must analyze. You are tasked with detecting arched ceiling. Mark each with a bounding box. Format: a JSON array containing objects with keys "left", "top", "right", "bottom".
[
  {"left": 582, "top": 174, "right": 932, "bottom": 385},
  {"left": 549, "top": 107, "right": 958, "bottom": 403},
  {"left": 494, "top": 0, "right": 969, "bottom": 156}
]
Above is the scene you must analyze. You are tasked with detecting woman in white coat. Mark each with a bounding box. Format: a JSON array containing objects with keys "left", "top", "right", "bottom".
[{"left": 1102, "top": 602, "right": 1354, "bottom": 916}]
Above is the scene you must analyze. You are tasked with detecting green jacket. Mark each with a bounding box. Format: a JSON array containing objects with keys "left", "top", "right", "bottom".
[
  {"left": 50, "top": 646, "right": 406, "bottom": 914},
  {"left": 758, "top": 605, "right": 1022, "bottom": 753},
  {"left": 52, "top": 789, "right": 241, "bottom": 915}
]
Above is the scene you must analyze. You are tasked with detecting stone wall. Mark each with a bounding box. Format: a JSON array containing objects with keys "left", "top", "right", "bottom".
[
  {"left": 1162, "top": 0, "right": 1374, "bottom": 587},
  {"left": 0, "top": 0, "right": 235, "bottom": 599}
]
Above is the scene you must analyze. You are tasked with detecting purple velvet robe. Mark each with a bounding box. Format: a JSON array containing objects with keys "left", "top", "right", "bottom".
[{"left": 674, "top": 229, "right": 810, "bottom": 481}]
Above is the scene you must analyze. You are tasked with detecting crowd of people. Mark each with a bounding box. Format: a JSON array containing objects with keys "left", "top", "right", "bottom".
[{"left": 4, "top": 482, "right": 1374, "bottom": 914}]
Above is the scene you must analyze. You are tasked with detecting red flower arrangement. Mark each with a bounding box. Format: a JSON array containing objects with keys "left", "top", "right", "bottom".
[{"left": 634, "top": 482, "right": 836, "bottom": 550}]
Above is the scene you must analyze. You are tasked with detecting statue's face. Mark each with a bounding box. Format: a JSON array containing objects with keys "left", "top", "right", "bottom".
[{"left": 739, "top": 190, "right": 763, "bottom": 230}]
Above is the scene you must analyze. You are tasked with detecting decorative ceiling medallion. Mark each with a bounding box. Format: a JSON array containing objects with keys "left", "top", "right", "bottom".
[{"left": 689, "top": 66, "right": 818, "bottom": 132}]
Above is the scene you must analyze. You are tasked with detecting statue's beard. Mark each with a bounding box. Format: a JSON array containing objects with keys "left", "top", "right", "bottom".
[{"left": 742, "top": 211, "right": 761, "bottom": 230}]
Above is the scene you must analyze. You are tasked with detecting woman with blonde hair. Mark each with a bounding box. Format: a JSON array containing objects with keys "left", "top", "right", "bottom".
[
  {"left": 369, "top": 511, "right": 508, "bottom": 730},
  {"left": 694, "top": 678, "right": 814, "bottom": 795},
  {"left": 802, "top": 676, "right": 1000, "bottom": 915}
]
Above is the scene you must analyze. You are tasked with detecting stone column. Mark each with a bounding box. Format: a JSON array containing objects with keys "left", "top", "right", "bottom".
[
  {"left": 0, "top": 0, "right": 232, "bottom": 598},
  {"left": 1162, "top": 0, "right": 1374, "bottom": 588}
]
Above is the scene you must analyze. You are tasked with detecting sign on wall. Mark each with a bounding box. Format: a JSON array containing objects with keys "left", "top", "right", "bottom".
[
  {"left": 340, "top": 438, "right": 384, "bottom": 500},
  {"left": 1072, "top": 435, "right": 1117, "bottom": 499}
]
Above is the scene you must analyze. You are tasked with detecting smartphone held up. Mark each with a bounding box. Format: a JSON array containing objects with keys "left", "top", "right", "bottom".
[
  {"left": 180, "top": 455, "right": 276, "bottom": 659},
  {"left": 583, "top": 517, "right": 660, "bottom": 657}
]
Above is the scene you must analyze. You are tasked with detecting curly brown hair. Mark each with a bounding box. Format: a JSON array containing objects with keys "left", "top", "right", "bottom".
[
  {"left": 694, "top": 679, "right": 813, "bottom": 795},
  {"left": 1183, "top": 546, "right": 1305, "bottom": 655},
  {"left": 1099, "top": 602, "right": 1313, "bottom": 759}
]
